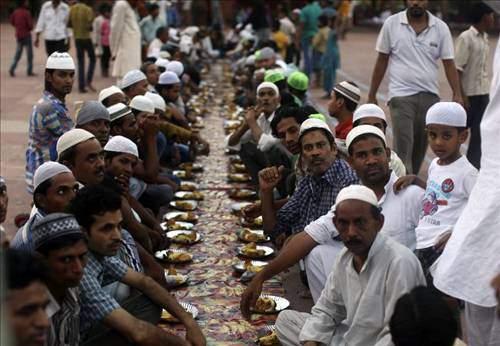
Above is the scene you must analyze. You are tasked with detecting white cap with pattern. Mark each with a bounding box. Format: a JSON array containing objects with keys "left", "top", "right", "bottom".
[
  {"left": 104, "top": 135, "right": 139, "bottom": 158},
  {"left": 46, "top": 52, "right": 75, "bottom": 70}
]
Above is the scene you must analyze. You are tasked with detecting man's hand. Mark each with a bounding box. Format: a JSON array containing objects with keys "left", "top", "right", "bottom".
[
  {"left": 185, "top": 321, "right": 206, "bottom": 346},
  {"left": 452, "top": 93, "right": 464, "bottom": 108},
  {"left": 242, "top": 201, "right": 261, "bottom": 220},
  {"left": 114, "top": 174, "right": 130, "bottom": 194},
  {"left": 244, "top": 107, "right": 259, "bottom": 125},
  {"left": 462, "top": 95, "right": 470, "bottom": 110},
  {"left": 142, "top": 118, "right": 159, "bottom": 138},
  {"left": 34, "top": 37, "right": 39, "bottom": 48},
  {"left": 393, "top": 174, "right": 417, "bottom": 193},
  {"left": 258, "top": 166, "right": 285, "bottom": 192},
  {"left": 434, "top": 231, "right": 452, "bottom": 253},
  {"left": 367, "top": 93, "right": 378, "bottom": 105},
  {"left": 240, "top": 277, "right": 264, "bottom": 320}
]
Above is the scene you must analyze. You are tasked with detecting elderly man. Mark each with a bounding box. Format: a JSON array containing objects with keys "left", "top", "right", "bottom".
[
  {"left": 32, "top": 213, "right": 88, "bottom": 346},
  {"left": 26, "top": 52, "right": 75, "bottom": 193},
  {"left": 275, "top": 185, "right": 426, "bottom": 346},
  {"left": 368, "top": 0, "right": 463, "bottom": 174},
  {"left": 75, "top": 100, "right": 111, "bottom": 147},
  {"left": 69, "top": 185, "right": 205, "bottom": 346},
  {"left": 226, "top": 82, "right": 291, "bottom": 187}
]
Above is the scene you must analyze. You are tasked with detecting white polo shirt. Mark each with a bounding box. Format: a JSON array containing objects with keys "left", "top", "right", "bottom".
[
  {"left": 305, "top": 171, "right": 423, "bottom": 250},
  {"left": 376, "top": 10, "right": 455, "bottom": 100}
]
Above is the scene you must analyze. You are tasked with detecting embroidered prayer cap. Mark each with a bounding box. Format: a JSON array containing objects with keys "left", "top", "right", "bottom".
[
  {"left": 255, "top": 47, "right": 275, "bottom": 61},
  {"left": 353, "top": 103, "right": 386, "bottom": 123},
  {"left": 33, "top": 162, "right": 72, "bottom": 191},
  {"left": 287, "top": 71, "right": 309, "bottom": 91},
  {"left": 104, "top": 135, "right": 138, "bottom": 158},
  {"left": 46, "top": 52, "right": 75, "bottom": 70},
  {"left": 346, "top": 125, "right": 387, "bottom": 152},
  {"left": 76, "top": 101, "right": 110, "bottom": 126},
  {"left": 425, "top": 102, "right": 467, "bottom": 127},
  {"left": 107, "top": 103, "right": 133, "bottom": 122},
  {"left": 299, "top": 118, "right": 334, "bottom": 139},
  {"left": 129, "top": 95, "right": 155, "bottom": 114},
  {"left": 98, "top": 86, "right": 124, "bottom": 103},
  {"left": 166, "top": 61, "right": 184, "bottom": 76},
  {"left": 264, "top": 69, "right": 285, "bottom": 84},
  {"left": 121, "top": 69, "right": 147, "bottom": 89},
  {"left": 333, "top": 81, "right": 361, "bottom": 104},
  {"left": 145, "top": 92, "right": 166, "bottom": 112},
  {"left": 256, "top": 81, "right": 280, "bottom": 96},
  {"left": 158, "top": 71, "right": 180, "bottom": 85},
  {"left": 32, "top": 213, "right": 83, "bottom": 250},
  {"left": 332, "top": 185, "right": 379, "bottom": 213},
  {"left": 57, "top": 129, "right": 95, "bottom": 160}
]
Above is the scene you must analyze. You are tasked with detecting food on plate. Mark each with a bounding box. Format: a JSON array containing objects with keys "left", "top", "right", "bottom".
[
  {"left": 166, "top": 220, "right": 192, "bottom": 230},
  {"left": 173, "top": 201, "right": 196, "bottom": 211},
  {"left": 231, "top": 163, "right": 247, "bottom": 173},
  {"left": 258, "top": 331, "right": 280, "bottom": 346},
  {"left": 255, "top": 297, "right": 276, "bottom": 313},
  {"left": 161, "top": 309, "right": 179, "bottom": 322},
  {"left": 163, "top": 250, "right": 192, "bottom": 262},
  {"left": 228, "top": 173, "right": 251, "bottom": 182},
  {"left": 173, "top": 232, "right": 198, "bottom": 244},
  {"left": 167, "top": 266, "right": 177, "bottom": 275},
  {"left": 180, "top": 183, "right": 197, "bottom": 191},
  {"left": 244, "top": 259, "right": 265, "bottom": 273},
  {"left": 241, "top": 242, "right": 265, "bottom": 257},
  {"left": 166, "top": 267, "right": 185, "bottom": 285},
  {"left": 179, "top": 163, "right": 203, "bottom": 172},
  {"left": 179, "top": 191, "right": 204, "bottom": 200},
  {"left": 168, "top": 212, "right": 197, "bottom": 221},
  {"left": 241, "top": 229, "right": 267, "bottom": 242}
]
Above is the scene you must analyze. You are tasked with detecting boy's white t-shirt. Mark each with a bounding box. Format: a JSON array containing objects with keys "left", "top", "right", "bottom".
[{"left": 416, "top": 156, "right": 478, "bottom": 249}]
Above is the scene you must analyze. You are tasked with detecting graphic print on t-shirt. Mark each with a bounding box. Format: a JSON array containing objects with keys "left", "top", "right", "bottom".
[{"left": 420, "top": 178, "right": 451, "bottom": 221}]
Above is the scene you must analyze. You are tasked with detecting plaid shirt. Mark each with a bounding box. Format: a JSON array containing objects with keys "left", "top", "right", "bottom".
[
  {"left": 25, "top": 91, "right": 74, "bottom": 192},
  {"left": 79, "top": 252, "right": 128, "bottom": 334},
  {"left": 274, "top": 159, "right": 359, "bottom": 238}
]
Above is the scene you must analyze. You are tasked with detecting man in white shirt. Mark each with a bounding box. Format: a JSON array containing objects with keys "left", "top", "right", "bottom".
[
  {"left": 368, "top": 0, "right": 463, "bottom": 174},
  {"left": 34, "top": 0, "right": 70, "bottom": 56},
  {"left": 226, "top": 82, "right": 290, "bottom": 187},
  {"left": 275, "top": 185, "right": 426, "bottom": 346},
  {"left": 455, "top": 3, "right": 494, "bottom": 169}
]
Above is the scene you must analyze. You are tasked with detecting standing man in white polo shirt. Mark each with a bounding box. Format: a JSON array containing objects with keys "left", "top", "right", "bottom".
[
  {"left": 34, "top": 0, "right": 70, "bottom": 56},
  {"left": 368, "top": 0, "right": 463, "bottom": 174}
]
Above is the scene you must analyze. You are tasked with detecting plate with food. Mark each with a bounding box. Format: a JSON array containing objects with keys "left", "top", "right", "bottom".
[
  {"left": 231, "top": 202, "right": 253, "bottom": 214},
  {"left": 223, "top": 119, "right": 242, "bottom": 130},
  {"left": 257, "top": 327, "right": 279, "bottom": 346},
  {"left": 231, "top": 163, "right": 248, "bottom": 173},
  {"left": 228, "top": 188, "right": 257, "bottom": 200},
  {"left": 238, "top": 242, "right": 274, "bottom": 259},
  {"left": 164, "top": 267, "right": 188, "bottom": 288},
  {"left": 251, "top": 295, "right": 290, "bottom": 314},
  {"left": 179, "top": 181, "right": 199, "bottom": 191},
  {"left": 228, "top": 173, "right": 252, "bottom": 183},
  {"left": 170, "top": 200, "right": 198, "bottom": 211},
  {"left": 161, "top": 221, "right": 194, "bottom": 231},
  {"left": 233, "top": 259, "right": 268, "bottom": 274},
  {"left": 155, "top": 249, "right": 193, "bottom": 263},
  {"left": 173, "top": 170, "right": 194, "bottom": 180},
  {"left": 161, "top": 302, "right": 198, "bottom": 323},
  {"left": 179, "top": 162, "right": 203, "bottom": 172},
  {"left": 237, "top": 229, "right": 270, "bottom": 243},
  {"left": 229, "top": 156, "right": 243, "bottom": 165},
  {"left": 175, "top": 191, "right": 204, "bottom": 200},
  {"left": 164, "top": 211, "right": 199, "bottom": 223},
  {"left": 166, "top": 230, "right": 201, "bottom": 245},
  {"left": 240, "top": 216, "right": 263, "bottom": 228}
]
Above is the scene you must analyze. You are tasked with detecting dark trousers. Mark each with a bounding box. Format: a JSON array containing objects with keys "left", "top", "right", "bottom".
[
  {"left": 466, "top": 94, "right": 489, "bottom": 170},
  {"left": 10, "top": 36, "right": 33, "bottom": 74},
  {"left": 75, "top": 38, "right": 96, "bottom": 90},
  {"left": 82, "top": 291, "right": 161, "bottom": 346},
  {"left": 45, "top": 39, "right": 67, "bottom": 56},
  {"left": 101, "top": 45, "right": 111, "bottom": 77}
]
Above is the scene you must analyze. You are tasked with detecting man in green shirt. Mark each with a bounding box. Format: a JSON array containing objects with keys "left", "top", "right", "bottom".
[
  {"left": 69, "top": 0, "right": 95, "bottom": 93},
  {"left": 298, "top": 0, "right": 322, "bottom": 77}
]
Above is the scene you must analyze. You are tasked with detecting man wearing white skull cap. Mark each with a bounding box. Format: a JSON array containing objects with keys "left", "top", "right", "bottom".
[{"left": 25, "top": 52, "right": 76, "bottom": 193}]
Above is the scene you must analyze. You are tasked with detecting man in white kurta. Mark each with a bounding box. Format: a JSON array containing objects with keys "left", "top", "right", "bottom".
[
  {"left": 110, "top": 0, "right": 141, "bottom": 81},
  {"left": 432, "top": 39, "right": 500, "bottom": 346},
  {"left": 276, "top": 185, "right": 426, "bottom": 346}
]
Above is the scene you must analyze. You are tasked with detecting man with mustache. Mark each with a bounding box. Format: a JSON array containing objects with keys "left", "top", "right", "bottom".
[
  {"left": 26, "top": 52, "right": 75, "bottom": 193},
  {"left": 75, "top": 101, "right": 111, "bottom": 147},
  {"left": 275, "top": 185, "right": 425, "bottom": 346},
  {"left": 226, "top": 81, "right": 292, "bottom": 187},
  {"left": 368, "top": 0, "right": 463, "bottom": 174}
]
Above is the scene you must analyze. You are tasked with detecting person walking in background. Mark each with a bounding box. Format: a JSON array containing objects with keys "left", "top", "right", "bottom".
[
  {"left": 337, "top": 0, "right": 352, "bottom": 40},
  {"left": 297, "top": 0, "right": 322, "bottom": 77},
  {"left": 321, "top": 15, "right": 340, "bottom": 99},
  {"left": 92, "top": 3, "right": 109, "bottom": 77},
  {"left": 271, "top": 20, "right": 289, "bottom": 60},
  {"left": 69, "top": 0, "right": 96, "bottom": 93},
  {"left": 278, "top": 7, "right": 296, "bottom": 63},
  {"left": 110, "top": 0, "right": 142, "bottom": 83},
  {"left": 34, "top": 0, "right": 70, "bottom": 56},
  {"left": 312, "top": 15, "right": 329, "bottom": 88},
  {"left": 455, "top": 2, "right": 494, "bottom": 170},
  {"left": 9, "top": 0, "right": 35, "bottom": 77}
]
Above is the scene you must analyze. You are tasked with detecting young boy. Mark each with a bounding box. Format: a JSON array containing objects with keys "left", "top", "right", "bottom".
[{"left": 395, "top": 102, "right": 478, "bottom": 285}]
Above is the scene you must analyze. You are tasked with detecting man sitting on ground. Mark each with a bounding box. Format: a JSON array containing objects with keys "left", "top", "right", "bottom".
[{"left": 75, "top": 100, "right": 111, "bottom": 147}]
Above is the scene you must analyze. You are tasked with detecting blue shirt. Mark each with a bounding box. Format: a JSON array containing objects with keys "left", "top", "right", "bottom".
[
  {"left": 139, "top": 15, "right": 165, "bottom": 44},
  {"left": 273, "top": 159, "right": 358, "bottom": 238},
  {"left": 300, "top": 1, "right": 322, "bottom": 41}
]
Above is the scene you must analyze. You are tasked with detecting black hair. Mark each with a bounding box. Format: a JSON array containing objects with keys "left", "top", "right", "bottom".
[
  {"left": 58, "top": 146, "right": 78, "bottom": 166},
  {"left": 334, "top": 90, "right": 358, "bottom": 112},
  {"left": 44, "top": 68, "right": 55, "bottom": 92},
  {"left": 390, "top": 286, "right": 458, "bottom": 346},
  {"left": 140, "top": 61, "right": 154, "bottom": 75},
  {"left": 36, "top": 233, "right": 86, "bottom": 256},
  {"left": 104, "top": 151, "right": 122, "bottom": 161},
  {"left": 33, "top": 178, "right": 53, "bottom": 209},
  {"left": 272, "top": 19, "right": 281, "bottom": 32},
  {"left": 98, "top": 3, "right": 111, "bottom": 14},
  {"left": 370, "top": 205, "right": 383, "bottom": 220},
  {"left": 469, "top": 2, "right": 493, "bottom": 24},
  {"left": 300, "top": 128, "right": 335, "bottom": 147},
  {"left": 130, "top": 108, "right": 142, "bottom": 117},
  {"left": 302, "top": 105, "right": 319, "bottom": 116},
  {"left": 288, "top": 85, "right": 307, "bottom": 97},
  {"left": 353, "top": 118, "right": 387, "bottom": 131},
  {"left": 68, "top": 184, "right": 122, "bottom": 231},
  {"left": 271, "top": 105, "right": 308, "bottom": 137},
  {"left": 318, "top": 14, "right": 328, "bottom": 27},
  {"left": 148, "top": 3, "right": 159, "bottom": 11},
  {"left": 156, "top": 26, "right": 167, "bottom": 39},
  {"left": 5, "top": 249, "right": 47, "bottom": 290},
  {"left": 347, "top": 133, "right": 387, "bottom": 156}
]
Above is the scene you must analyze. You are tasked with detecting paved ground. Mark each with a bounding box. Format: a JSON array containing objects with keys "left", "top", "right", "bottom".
[{"left": 1, "top": 23, "right": 498, "bottom": 237}]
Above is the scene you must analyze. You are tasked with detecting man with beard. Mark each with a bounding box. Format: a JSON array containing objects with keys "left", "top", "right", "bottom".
[
  {"left": 26, "top": 52, "right": 75, "bottom": 193},
  {"left": 368, "top": 0, "right": 463, "bottom": 174},
  {"left": 32, "top": 213, "right": 88, "bottom": 346},
  {"left": 75, "top": 101, "right": 111, "bottom": 147},
  {"left": 226, "top": 82, "right": 291, "bottom": 186},
  {"left": 275, "top": 185, "right": 425, "bottom": 346}
]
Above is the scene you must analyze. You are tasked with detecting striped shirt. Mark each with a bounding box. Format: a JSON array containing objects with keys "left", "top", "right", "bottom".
[
  {"left": 273, "top": 159, "right": 358, "bottom": 238},
  {"left": 25, "top": 91, "right": 73, "bottom": 192},
  {"left": 47, "top": 288, "right": 80, "bottom": 346}
]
